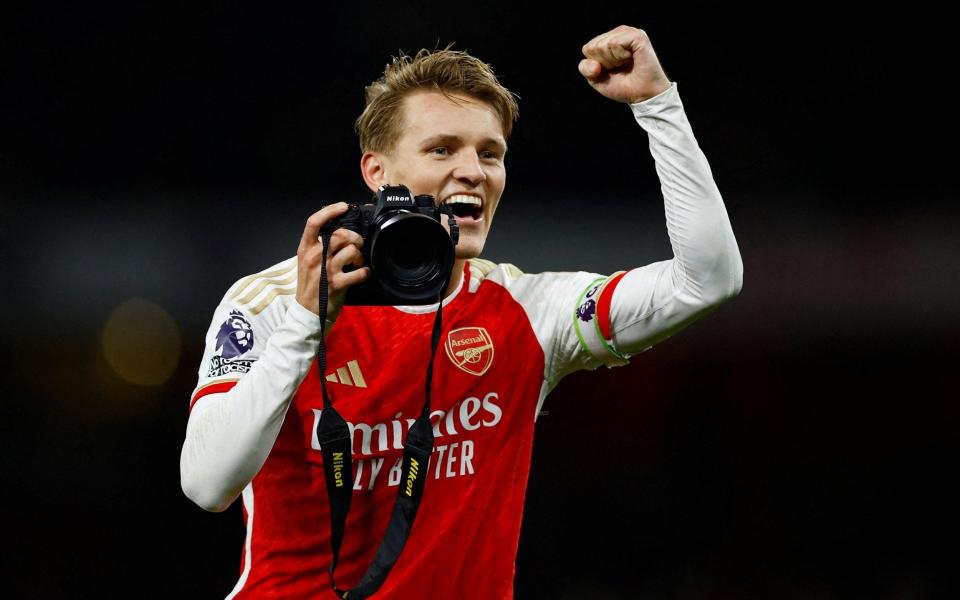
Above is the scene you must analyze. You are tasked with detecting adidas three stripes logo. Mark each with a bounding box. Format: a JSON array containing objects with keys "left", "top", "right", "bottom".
[{"left": 325, "top": 360, "right": 367, "bottom": 388}]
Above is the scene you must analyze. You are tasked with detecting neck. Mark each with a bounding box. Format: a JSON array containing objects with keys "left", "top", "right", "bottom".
[{"left": 443, "top": 258, "right": 466, "bottom": 300}]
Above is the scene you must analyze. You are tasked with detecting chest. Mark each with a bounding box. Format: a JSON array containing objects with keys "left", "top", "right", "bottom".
[{"left": 290, "top": 290, "right": 547, "bottom": 460}]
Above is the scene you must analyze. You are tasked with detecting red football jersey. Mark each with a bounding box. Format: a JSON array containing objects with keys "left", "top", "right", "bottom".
[{"left": 191, "top": 257, "right": 634, "bottom": 598}]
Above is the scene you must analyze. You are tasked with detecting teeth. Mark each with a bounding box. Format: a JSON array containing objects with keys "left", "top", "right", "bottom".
[{"left": 442, "top": 194, "right": 482, "bottom": 207}]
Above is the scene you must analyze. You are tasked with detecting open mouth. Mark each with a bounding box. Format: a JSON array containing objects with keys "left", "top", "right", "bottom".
[
  {"left": 441, "top": 194, "right": 484, "bottom": 222},
  {"left": 449, "top": 203, "right": 483, "bottom": 220}
]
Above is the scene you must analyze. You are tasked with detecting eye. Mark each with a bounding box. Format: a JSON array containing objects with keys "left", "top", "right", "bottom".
[
  {"left": 481, "top": 150, "right": 501, "bottom": 160},
  {"left": 430, "top": 147, "right": 449, "bottom": 156}
]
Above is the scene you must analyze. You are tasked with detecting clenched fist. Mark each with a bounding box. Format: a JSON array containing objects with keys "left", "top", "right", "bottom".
[
  {"left": 579, "top": 25, "right": 672, "bottom": 104},
  {"left": 295, "top": 202, "right": 371, "bottom": 322}
]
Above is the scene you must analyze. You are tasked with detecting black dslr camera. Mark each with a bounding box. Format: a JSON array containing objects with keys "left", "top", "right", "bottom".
[{"left": 320, "top": 184, "right": 460, "bottom": 306}]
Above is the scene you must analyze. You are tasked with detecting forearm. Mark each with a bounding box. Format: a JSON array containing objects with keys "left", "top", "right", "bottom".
[
  {"left": 636, "top": 82, "right": 742, "bottom": 301},
  {"left": 611, "top": 83, "right": 743, "bottom": 355},
  {"left": 180, "top": 301, "right": 323, "bottom": 511}
]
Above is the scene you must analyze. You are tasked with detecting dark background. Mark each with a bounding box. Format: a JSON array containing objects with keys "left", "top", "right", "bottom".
[{"left": 3, "top": 1, "right": 958, "bottom": 598}]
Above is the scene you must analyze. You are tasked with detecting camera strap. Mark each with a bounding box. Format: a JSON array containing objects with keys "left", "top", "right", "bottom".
[{"left": 315, "top": 229, "right": 449, "bottom": 599}]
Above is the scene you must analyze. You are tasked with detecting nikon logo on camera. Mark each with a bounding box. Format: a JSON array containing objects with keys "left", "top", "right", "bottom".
[{"left": 385, "top": 195, "right": 407, "bottom": 203}]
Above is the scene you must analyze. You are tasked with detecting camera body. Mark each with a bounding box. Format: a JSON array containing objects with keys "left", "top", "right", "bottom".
[{"left": 320, "top": 184, "right": 459, "bottom": 306}]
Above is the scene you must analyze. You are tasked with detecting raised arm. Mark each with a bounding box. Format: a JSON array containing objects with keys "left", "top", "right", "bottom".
[{"left": 575, "top": 25, "right": 743, "bottom": 362}]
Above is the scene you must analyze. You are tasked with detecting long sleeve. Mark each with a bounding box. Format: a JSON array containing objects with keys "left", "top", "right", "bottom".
[
  {"left": 609, "top": 81, "right": 742, "bottom": 356},
  {"left": 180, "top": 287, "right": 325, "bottom": 512},
  {"left": 562, "top": 81, "right": 743, "bottom": 373}
]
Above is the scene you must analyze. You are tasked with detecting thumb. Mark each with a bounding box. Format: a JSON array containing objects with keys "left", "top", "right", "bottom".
[{"left": 578, "top": 58, "right": 600, "bottom": 79}]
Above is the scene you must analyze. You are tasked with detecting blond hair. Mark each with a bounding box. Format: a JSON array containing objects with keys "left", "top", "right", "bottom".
[{"left": 355, "top": 43, "right": 520, "bottom": 156}]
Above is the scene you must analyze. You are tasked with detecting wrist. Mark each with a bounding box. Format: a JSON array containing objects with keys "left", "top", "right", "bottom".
[
  {"left": 325, "top": 303, "right": 341, "bottom": 324},
  {"left": 629, "top": 80, "right": 673, "bottom": 104}
]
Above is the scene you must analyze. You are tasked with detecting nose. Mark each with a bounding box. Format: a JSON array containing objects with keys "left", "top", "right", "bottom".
[{"left": 452, "top": 150, "right": 487, "bottom": 186}]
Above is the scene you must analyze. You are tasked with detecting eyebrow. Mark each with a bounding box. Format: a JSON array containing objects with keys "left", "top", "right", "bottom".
[{"left": 420, "top": 134, "right": 508, "bottom": 155}]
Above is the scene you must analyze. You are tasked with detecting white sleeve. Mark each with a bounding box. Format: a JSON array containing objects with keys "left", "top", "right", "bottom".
[
  {"left": 179, "top": 291, "right": 325, "bottom": 512},
  {"left": 570, "top": 81, "right": 744, "bottom": 369}
]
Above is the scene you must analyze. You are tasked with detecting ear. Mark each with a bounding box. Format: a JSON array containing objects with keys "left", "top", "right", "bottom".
[{"left": 360, "top": 151, "right": 390, "bottom": 193}]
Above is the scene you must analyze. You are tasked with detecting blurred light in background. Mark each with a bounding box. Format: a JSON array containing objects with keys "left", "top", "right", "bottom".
[{"left": 102, "top": 298, "right": 181, "bottom": 386}]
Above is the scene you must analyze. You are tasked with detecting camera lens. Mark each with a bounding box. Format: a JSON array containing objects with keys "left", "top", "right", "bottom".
[{"left": 369, "top": 213, "right": 453, "bottom": 302}]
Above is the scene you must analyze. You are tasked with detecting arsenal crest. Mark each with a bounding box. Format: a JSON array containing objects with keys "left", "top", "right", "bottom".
[{"left": 445, "top": 327, "right": 494, "bottom": 376}]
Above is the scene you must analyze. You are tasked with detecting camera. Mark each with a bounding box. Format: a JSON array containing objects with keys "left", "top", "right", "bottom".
[{"left": 320, "top": 184, "right": 460, "bottom": 306}]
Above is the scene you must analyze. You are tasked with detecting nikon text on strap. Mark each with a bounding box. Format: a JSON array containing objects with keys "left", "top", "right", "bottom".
[{"left": 315, "top": 220, "right": 453, "bottom": 599}]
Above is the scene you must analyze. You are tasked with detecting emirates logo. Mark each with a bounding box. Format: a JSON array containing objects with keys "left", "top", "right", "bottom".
[{"left": 445, "top": 327, "right": 494, "bottom": 376}]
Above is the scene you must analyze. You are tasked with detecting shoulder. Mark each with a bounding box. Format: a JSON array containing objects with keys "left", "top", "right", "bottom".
[
  {"left": 221, "top": 255, "right": 299, "bottom": 321},
  {"left": 468, "top": 257, "right": 524, "bottom": 287},
  {"left": 467, "top": 258, "right": 603, "bottom": 300}
]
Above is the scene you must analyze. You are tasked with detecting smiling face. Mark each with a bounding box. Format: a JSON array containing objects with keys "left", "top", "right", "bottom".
[{"left": 361, "top": 90, "right": 508, "bottom": 261}]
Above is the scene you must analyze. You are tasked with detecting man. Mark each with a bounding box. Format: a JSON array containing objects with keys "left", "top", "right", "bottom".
[{"left": 181, "top": 25, "right": 743, "bottom": 598}]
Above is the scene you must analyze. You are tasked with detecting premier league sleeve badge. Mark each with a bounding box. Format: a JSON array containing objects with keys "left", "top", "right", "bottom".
[{"left": 207, "top": 309, "right": 257, "bottom": 378}]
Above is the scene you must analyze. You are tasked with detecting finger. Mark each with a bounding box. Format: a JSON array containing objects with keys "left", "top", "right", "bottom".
[
  {"left": 582, "top": 32, "right": 617, "bottom": 69},
  {"left": 300, "top": 202, "right": 349, "bottom": 250},
  {"left": 331, "top": 266, "right": 371, "bottom": 290},
  {"left": 324, "top": 227, "right": 364, "bottom": 253},
  {"left": 608, "top": 29, "right": 644, "bottom": 57},
  {"left": 594, "top": 38, "right": 633, "bottom": 70},
  {"left": 579, "top": 58, "right": 600, "bottom": 80},
  {"left": 606, "top": 39, "right": 634, "bottom": 64},
  {"left": 582, "top": 28, "right": 640, "bottom": 70},
  {"left": 582, "top": 31, "right": 607, "bottom": 54},
  {"left": 329, "top": 243, "right": 364, "bottom": 274}
]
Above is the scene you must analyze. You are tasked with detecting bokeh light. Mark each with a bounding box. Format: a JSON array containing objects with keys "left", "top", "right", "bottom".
[{"left": 102, "top": 298, "right": 182, "bottom": 386}]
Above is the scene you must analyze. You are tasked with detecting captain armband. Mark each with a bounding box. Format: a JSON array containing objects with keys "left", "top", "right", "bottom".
[{"left": 573, "top": 271, "right": 632, "bottom": 367}]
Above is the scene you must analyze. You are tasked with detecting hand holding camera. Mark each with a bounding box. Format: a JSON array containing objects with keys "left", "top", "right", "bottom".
[
  {"left": 296, "top": 184, "right": 460, "bottom": 322},
  {"left": 295, "top": 202, "right": 371, "bottom": 322},
  {"left": 318, "top": 184, "right": 459, "bottom": 308}
]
